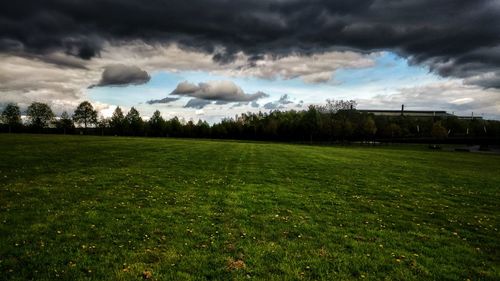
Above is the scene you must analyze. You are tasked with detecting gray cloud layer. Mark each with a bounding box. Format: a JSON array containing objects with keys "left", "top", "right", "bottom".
[
  {"left": 184, "top": 98, "right": 212, "bottom": 109},
  {"left": 146, "top": 97, "right": 180, "bottom": 105},
  {"left": 263, "top": 94, "right": 293, "bottom": 110},
  {"left": 1, "top": 1, "right": 499, "bottom": 87},
  {"left": 91, "top": 64, "right": 150, "bottom": 87},
  {"left": 170, "top": 81, "right": 269, "bottom": 102}
]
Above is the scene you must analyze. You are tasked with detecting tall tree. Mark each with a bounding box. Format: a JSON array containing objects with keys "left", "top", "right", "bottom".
[
  {"left": 302, "top": 105, "right": 322, "bottom": 143},
  {"left": 385, "top": 123, "right": 401, "bottom": 139},
  {"left": 110, "top": 106, "right": 125, "bottom": 135},
  {"left": 362, "top": 116, "right": 377, "bottom": 140},
  {"left": 56, "top": 111, "right": 74, "bottom": 134},
  {"left": 148, "top": 110, "right": 164, "bottom": 136},
  {"left": 167, "top": 117, "right": 182, "bottom": 137},
  {"left": 26, "top": 102, "right": 54, "bottom": 130},
  {"left": 97, "top": 116, "right": 110, "bottom": 136},
  {"left": 196, "top": 119, "right": 210, "bottom": 138},
  {"left": 1, "top": 103, "right": 21, "bottom": 133},
  {"left": 125, "top": 107, "right": 143, "bottom": 135},
  {"left": 73, "top": 101, "right": 97, "bottom": 129},
  {"left": 432, "top": 122, "right": 448, "bottom": 140}
]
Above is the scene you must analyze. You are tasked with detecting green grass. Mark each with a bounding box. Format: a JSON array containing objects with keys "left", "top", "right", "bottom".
[{"left": 0, "top": 134, "right": 499, "bottom": 280}]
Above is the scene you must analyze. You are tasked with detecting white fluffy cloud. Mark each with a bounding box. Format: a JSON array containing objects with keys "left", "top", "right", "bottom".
[
  {"left": 171, "top": 80, "right": 268, "bottom": 102},
  {"left": 235, "top": 52, "right": 376, "bottom": 83},
  {"left": 0, "top": 55, "right": 104, "bottom": 114}
]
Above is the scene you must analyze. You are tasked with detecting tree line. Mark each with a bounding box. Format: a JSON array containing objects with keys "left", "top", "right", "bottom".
[{"left": 1, "top": 100, "right": 499, "bottom": 143}]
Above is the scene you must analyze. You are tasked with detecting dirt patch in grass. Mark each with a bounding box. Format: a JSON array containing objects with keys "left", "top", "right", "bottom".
[{"left": 227, "top": 258, "right": 246, "bottom": 271}]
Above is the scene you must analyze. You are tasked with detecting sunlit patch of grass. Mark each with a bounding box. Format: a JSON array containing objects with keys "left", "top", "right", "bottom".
[{"left": 0, "top": 134, "right": 499, "bottom": 280}]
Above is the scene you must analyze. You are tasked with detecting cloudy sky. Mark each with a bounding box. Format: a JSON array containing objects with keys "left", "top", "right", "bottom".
[{"left": 1, "top": 0, "right": 499, "bottom": 122}]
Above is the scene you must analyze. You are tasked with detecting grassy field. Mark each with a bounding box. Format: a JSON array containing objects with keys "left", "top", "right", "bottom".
[{"left": 0, "top": 134, "right": 499, "bottom": 280}]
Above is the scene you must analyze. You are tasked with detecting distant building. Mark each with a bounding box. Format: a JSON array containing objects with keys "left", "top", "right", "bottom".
[{"left": 357, "top": 105, "right": 482, "bottom": 119}]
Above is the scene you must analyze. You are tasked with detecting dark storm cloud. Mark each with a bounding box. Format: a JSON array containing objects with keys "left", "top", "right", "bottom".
[
  {"left": 91, "top": 64, "right": 150, "bottom": 87},
  {"left": 146, "top": 97, "right": 180, "bottom": 105},
  {"left": 464, "top": 73, "right": 500, "bottom": 89},
  {"left": 1, "top": 0, "right": 499, "bottom": 86}
]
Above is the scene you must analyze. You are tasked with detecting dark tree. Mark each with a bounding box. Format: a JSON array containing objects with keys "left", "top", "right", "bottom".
[
  {"left": 196, "top": 119, "right": 210, "bottom": 137},
  {"left": 443, "top": 116, "right": 465, "bottom": 137},
  {"left": 148, "top": 110, "right": 165, "bottom": 136},
  {"left": 26, "top": 102, "right": 54, "bottom": 130},
  {"left": 56, "top": 111, "right": 74, "bottom": 134},
  {"left": 73, "top": 101, "right": 97, "bottom": 129},
  {"left": 302, "top": 105, "right": 322, "bottom": 143},
  {"left": 97, "top": 116, "right": 110, "bottom": 136},
  {"left": 362, "top": 116, "right": 377, "bottom": 140},
  {"left": 110, "top": 107, "right": 125, "bottom": 135},
  {"left": 432, "top": 122, "right": 448, "bottom": 140},
  {"left": 385, "top": 123, "right": 401, "bottom": 139},
  {"left": 1, "top": 103, "right": 21, "bottom": 133},
  {"left": 166, "top": 117, "right": 182, "bottom": 137},
  {"left": 125, "top": 107, "right": 143, "bottom": 135}
]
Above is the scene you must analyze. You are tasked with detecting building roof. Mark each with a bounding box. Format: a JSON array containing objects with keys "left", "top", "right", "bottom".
[
  {"left": 357, "top": 109, "right": 448, "bottom": 114},
  {"left": 355, "top": 109, "right": 482, "bottom": 119}
]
